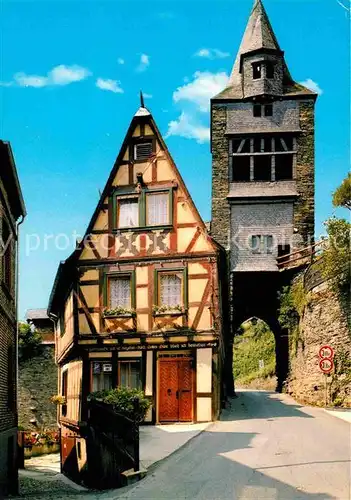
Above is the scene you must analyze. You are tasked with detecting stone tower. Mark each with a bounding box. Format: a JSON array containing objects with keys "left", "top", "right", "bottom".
[{"left": 210, "top": 0, "right": 317, "bottom": 392}]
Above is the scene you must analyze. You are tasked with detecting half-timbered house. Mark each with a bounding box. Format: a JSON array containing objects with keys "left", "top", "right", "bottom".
[{"left": 48, "top": 101, "right": 226, "bottom": 457}]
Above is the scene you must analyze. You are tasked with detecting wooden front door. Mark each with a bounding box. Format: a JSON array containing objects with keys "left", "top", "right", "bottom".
[{"left": 158, "top": 357, "right": 193, "bottom": 423}]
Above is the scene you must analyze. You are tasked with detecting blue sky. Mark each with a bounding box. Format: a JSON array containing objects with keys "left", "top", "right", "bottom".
[{"left": 0, "top": 0, "right": 349, "bottom": 319}]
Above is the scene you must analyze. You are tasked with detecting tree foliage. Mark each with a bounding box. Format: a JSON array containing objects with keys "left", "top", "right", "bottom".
[
  {"left": 332, "top": 173, "right": 351, "bottom": 210},
  {"left": 322, "top": 217, "right": 350, "bottom": 294},
  {"left": 18, "top": 322, "right": 42, "bottom": 361},
  {"left": 233, "top": 320, "right": 276, "bottom": 386}
]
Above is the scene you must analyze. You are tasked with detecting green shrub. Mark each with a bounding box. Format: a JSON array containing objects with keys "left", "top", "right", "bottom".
[
  {"left": 88, "top": 387, "right": 151, "bottom": 422},
  {"left": 233, "top": 320, "right": 276, "bottom": 385}
]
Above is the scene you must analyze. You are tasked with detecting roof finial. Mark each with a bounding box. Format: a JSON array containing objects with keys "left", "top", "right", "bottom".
[{"left": 140, "top": 90, "right": 145, "bottom": 108}]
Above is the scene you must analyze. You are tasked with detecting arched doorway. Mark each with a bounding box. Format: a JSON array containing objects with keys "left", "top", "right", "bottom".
[{"left": 223, "top": 272, "right": 290, "bottom": 396}]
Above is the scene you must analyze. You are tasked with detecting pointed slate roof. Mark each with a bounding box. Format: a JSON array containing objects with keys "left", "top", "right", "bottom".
[
  {"left": 213, "top": 0, "right": 317, "bottom": 101},
  {"left": 229, "top": 0, "right": 287, "bottom": 86}
]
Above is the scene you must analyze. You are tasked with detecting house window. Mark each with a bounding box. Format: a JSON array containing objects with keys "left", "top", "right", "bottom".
[
  {"left": 250, "top": 235, "right": 274, "bottom": 254},
  {"left": 117, "top": 198, "right": 139, "bottom": 228},
  {"left": 108, "top": 276, "right": 131, "bottom": 309},
  {"left": 146, "top": 192, "right": 169, "bottom": 226},
  {"left": 266, "top": 62, "right": 274, "bottom": 79},
  {"left": 253, "top": 105, "right": 262, "bottom": 117},
  {"left": 61, "top": 370, "right": 68, "bottom": 417},
  {"left": 2, "top": 220, "right": 12, "bottom": 290},
  {"left": 159, "top": 273, "right": 182, "bottom": 307},
  {"left": 91, "top": 362, "right": 113, "bottom": 392},
  {"left": 264, "top": 104, "right": 273, "bottom": 117},
  {"left": 265, "top": 235, "right": 274, "bottom": 254},
  {"left": 119, "top": 360, "right": 142, "bottom": 390},
  {"left": 252, "top": 62, "right": 262, "bottom": 80},
  {"left": 250, "top": 235, "right": 261, "bottom": 254},
  {"left": 134, "top": 142, "right": 153, "bottom": 161}
]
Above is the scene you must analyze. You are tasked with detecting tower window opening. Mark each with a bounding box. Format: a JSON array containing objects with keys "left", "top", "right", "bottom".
[
  {"left": 266, "top": 62, "right": 274, "bottom": 79},
  {"left": 254, "top": 138, "right": 261, "bottom": 153},
  {"left": 253, "top": 105, "right": 262, "bottom": 117},
  {"left": 275, "top": 154, "right": 293, "bottom": 180},
  {"left": 233, "top": 156, "right": 250, "bottom": 181},
  {"left": 252, "top": 62, "right": 262, "bottom": 80},
  {"left": 264, "top": 104, "right": 273, "bottom": 117},
  {"left": 254, "top": 155, "right": 272, "bottom": 181}
]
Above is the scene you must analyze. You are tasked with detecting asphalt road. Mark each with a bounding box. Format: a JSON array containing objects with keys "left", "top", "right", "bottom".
[{"left": 113, "top": 391, "right": 350, "bottom": 500}]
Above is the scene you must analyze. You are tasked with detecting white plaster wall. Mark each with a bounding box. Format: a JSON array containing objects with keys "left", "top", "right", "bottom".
[
  {"left": 196, "top": 397, "right": 212, "bottom": 422},
  {"left": 196, "top": 348, "right": 212, "bottom": 393},
  {"left": 145, "top": 351, "right": 153, "bottom": 396}
]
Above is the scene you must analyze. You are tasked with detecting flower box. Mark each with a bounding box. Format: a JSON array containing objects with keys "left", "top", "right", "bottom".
[
  {"left": 152, "top": 305, "right": 185, "bottom": 316},
  {"left": 103, "top": 308, "right": 136, "bottom": 318}
]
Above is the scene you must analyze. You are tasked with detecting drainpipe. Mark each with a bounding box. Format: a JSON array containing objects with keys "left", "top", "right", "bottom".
[{"left": 15, "top": 215, "right": 25, "bottom": 420}]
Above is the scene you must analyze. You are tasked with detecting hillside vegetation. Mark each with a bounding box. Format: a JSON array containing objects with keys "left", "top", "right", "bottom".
[{"left": 233, "top": 320, "right": 276, "bottom": 389}]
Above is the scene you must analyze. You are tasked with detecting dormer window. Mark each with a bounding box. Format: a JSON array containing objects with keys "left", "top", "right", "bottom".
[
  {"left": 266, "top": 62, "right": 274, "bottom": 79},
  {"left": 253, "top": 104, "right": 262, "bottom": 117},
  {"left": 252, "top": 62, "right": 262, "bottom": 80},
  {"left": 134, "top": 141, "right": 153, "bottom": 161},
  {"left": 252, "top": 104, "right": 273, "bottom": 118},
  {"left": 264, "top": 104, "right": 273, "bottom": 117}
]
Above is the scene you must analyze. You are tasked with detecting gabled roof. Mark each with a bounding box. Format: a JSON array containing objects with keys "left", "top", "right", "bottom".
[
  {"left": 212, "top": 0, "right": 317, "bottom": 101},
  {"left": 0, "top": 141, "right": 26, "bottom": 220},
  {"left": 48, "top": 104, "right": 224, "bottom": 315}
]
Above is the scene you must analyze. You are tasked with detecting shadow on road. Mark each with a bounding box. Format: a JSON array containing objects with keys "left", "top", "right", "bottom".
[{"left": 221, "top": 390, "right": 314, "bottom": 421}]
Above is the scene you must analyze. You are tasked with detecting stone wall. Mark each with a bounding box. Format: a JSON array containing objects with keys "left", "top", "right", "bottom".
[
  {"left": 295, "top": 100, "right": 315, "bottom": 245},
  {"left": 210, "top": 105, "right": 230, "bottom": 249},
  {"left": 287, "top": 281, "right": 350, "bottom": 407},
  {"left": 18, "top": 345, "right": 58, "bottom": 430}
]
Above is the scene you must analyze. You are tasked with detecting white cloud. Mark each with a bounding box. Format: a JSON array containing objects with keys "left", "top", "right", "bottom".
[
  {"left": 143, "top": 92, "right": 152, "bottom": 99},
  {"left": 136, "top": 54, "right": 150, "bottom": 72},
  {"left": 0, "top": 81, "right": 14, "bottom": 87},
  {"left": 14, "top": 73, "right": 49, "bottom": 88},
  {"left": 194, "top": 48, "right": 230, "bottom": 59},
  {"left": 166, "top": 112, "right": 210, "bottom": 143},
  {"left": 167, "top": 70, "right": 228, "bottom": 143},
  {"left": 96, "top": 78, "right": 123, "bottom": 94},
  {"left": 12, "top": 64, "right": 91, "bottom": 88},
  {"left": 173, "top": 71, "right": 229, "bottom": 112},
  {"left": 49, "top": 65, "right": 91, "bottom": 85},
  {"left": 300, "top": 78, "right": 323, "bottom": 95},
  {"left": 117, "top": 58, "right": 125, "bottom": 65}
]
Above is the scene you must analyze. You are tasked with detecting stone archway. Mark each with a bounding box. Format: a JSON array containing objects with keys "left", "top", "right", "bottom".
[{"left": 223, "top": 271, "right": 290, "bottom": 396}]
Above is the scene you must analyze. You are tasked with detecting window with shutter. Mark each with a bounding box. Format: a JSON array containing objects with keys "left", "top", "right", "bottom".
[
  {"left": 109, "top": 277, "right": 131, "bottom": 308},
  {"left": 159, "top": 274, "right": 182, "bottom": 306},
  {"left": 146, "top": 192, "right": 169, "bottom": 226},
  {"left": 134, "top": 142, "right": 153, "bottom": 161},
  {"left": 118, "top": 198, "right": 139, "bottom": 228}
]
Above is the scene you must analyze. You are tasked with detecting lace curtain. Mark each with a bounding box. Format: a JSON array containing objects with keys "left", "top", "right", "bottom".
[
  {"left": 147, "top": 193, "right": 168, "bottom": 226},
  {"left": 118, "top": 199, "right": 139, "bottom": 228},
  {"left": 109, "top": 278, "right": 131, "bottom": 308},
  {"left": 160, "top": 274, "right": 181, "bottom": 306}
]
